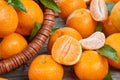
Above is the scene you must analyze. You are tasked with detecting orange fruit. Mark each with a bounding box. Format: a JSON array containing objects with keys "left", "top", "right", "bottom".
[
  {"left": 110, "top": 1, "right": 120, "bottom": 31},
  {"left": 16, "top": 0, "right": 43, "bottom": 36},
  {"left": 74, "top": 51, "right": 108, "bottom": 80},
  {"left": 28, "top": 54, "right": 64, "bottom": 80},
  {"left": 106, "top": 33, "right": 120, "bottom": 69},
  {"left": 52, "top": 35, "right": 82, "bottom": 65},
  {"left": 66, "top": 9, "right": 97, "bottom": 38},
  {"left": 0, "top": 33, "right": 28, "bottom": 59},
  {"left": 47, "top": 27, "right": 82, "bottom": 53},
  {"left": 103, "top": 16, "right": 119, "bottom": 36},
  {"left": 0, "top": 78, "right": 7, "bottom": 80},
  {"left": 0, "top": 0, "right": 18, "bottom": 38},
  {"left": 56, "top": 0, "right": 86, "bottom": 20}
]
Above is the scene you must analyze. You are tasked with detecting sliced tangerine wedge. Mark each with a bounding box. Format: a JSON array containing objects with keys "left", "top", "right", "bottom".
[
  {"left": 90, "top": 0, "right": 108, "bottom": 21},
  {"left": 79, "top": 32, "right": 105, "bottom": 50},
  {"left": 52, "top": 35, "right": 82, "bottom": 65}
]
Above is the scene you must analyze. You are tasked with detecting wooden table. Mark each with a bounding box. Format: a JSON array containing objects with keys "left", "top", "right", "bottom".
[{"left": 0, "top": 17, "right": 120, "bottom": 80}]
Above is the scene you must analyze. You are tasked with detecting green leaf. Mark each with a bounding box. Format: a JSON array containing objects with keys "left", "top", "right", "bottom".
[
  {"left": 5, "top": 0, "right": 27, "bottom": 12},
  {"left": 96, "top": 22, "right": 103, "bottom": 32},
  {"left": 104, "top": 70, "right": 112, "bottom": 80},
  {"left": 50, "top": 27, "right": 59, "bottom": 35},
  {"left": 28, "top": 22, "right": 42, "bottom": 41},
  {"left": 96, "top": 44, "right": 118, "bottom": 63},
  {"left": 39, "top": 0, "right": 61, "bottom": 12},
  {"left": 106, "top": 2, "right": 115, "bottom": 16}
]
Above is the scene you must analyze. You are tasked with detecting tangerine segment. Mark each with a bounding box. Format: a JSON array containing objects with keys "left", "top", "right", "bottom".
[
  {"left": 0, "top": 33, "right": 28, "bottom": 59},
  {"left": 90, "top": 0, "right": 108, "bottom": 21},
  {"left": 28, "top": 54, "right": 64, "bottom": 80},
  {"left": 0, "top": 0, "right": 18, "bottom": 38},
  {"left": 52, "top": 35, "right": 82, "bottom": 65},
  {"left": 74, "top": 51, "right": 108, "bottom": 80},
  {"left": 66, "top": 9, "right": 97, "bottom": 38},
  {"left": 110, "top": 1, "right": 120, "bottom": 31},
  {"left": 106, "top": 33, "right": 120, "bottom": 69},
  {"left": 47, "top": 27, "right": 82, "bottom": 53},
  {"left": 80, "top": 32, "right": 105, "bottom": 50}
]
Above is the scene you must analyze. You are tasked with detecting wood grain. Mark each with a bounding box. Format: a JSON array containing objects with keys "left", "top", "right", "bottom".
[{"left": 0, "top": 17, "right": 120, "bottom": 80}]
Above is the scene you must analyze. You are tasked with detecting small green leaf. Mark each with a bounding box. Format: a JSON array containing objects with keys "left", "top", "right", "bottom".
[
  {"left": 28, "top": 22, "right": 42, "bottom": 41},
  {"left": 104, "top": 70, "right": 112, "bottom": 80},
  {"left": 96, "top": 22, "right": 103, "bottom": 32},
  {"left": 96, "top": 44, "right": 118, "bottom": 63},
  {"left": 5, "top": 0, "right": 27, "bottom": 12},
  {"left": 106, "top": 2, "right": 115, "bottom": 16},
  {"left": 50, "top": 27, "right": 59, "bottom": 35},
  {"left": 39, "top": 0, "right": 61, "bottom": 12}
]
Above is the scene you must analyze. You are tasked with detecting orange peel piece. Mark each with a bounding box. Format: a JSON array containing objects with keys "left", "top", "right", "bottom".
[
  {"left": 79, "top": 32, "right": 105, "bottom": 50},
  {"left": 90, "top": 0, "right": 108, "bottom": 21}
]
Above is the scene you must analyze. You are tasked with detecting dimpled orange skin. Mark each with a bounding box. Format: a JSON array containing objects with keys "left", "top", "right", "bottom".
[
  {"left": 56, "top": 0, "right": 87, "bottom": 20},
  {"left": 106, "top": 33, "right": 120, "bottom": 69},
  {"left": 103, "top": 16, "right": 119, "bottom": 36},
  {"left": 47, "top": 27, "right": 82, "bottom": 53},
  {"left": 28, "top": 54, "right": 64, "bottom": 80},
  {"left": 74, "top": 51, "right": 108, "bottom": 80},
  {"left": 0, "top": 33, "right": 28, "bottom": 59},
  {"left": 0, "top": 0, "right": 18, "bottom": 38},
  {"left": 66, "top": 9, "right": 97, "bottom": 38},
  {"left": 16, "top": 0, "right": 43, "bottom": 36},
  {"left": 110, "top": 1, "right": 120, "bottom": 31}
]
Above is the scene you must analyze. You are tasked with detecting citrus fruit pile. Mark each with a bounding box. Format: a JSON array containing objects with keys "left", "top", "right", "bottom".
[
  {"left": 28, "top": 0, "right": 120, "bottom": 80},
  {"left": 0, "top": 0, "right": 43, "bottom": 59}
]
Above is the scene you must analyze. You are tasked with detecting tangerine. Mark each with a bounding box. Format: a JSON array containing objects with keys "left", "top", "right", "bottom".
[
  {"left": 106, "top": 33, "right": 120, "bottom": 69},
  {"left": 0, "top": 33, "right": 28, "bottom": 59},
  {"left": 16, "top": 0, "right": 43, "bottom": 36},
  {"left": 56, "top": 0, "right": 86, "bottom": 20},
  {"left": 28, "top": 54, "right": 64, "bottom": 80},
  {"left": 52, "top": 35, "right": 82, "bottom": 65},
  {"left": 74, "top": 51, "right": 108, "bottom": 80},
  {"left": 66, "top": 9, "right": 97, "bottom": 38},
  {"left": 103, "top": 16, "right": 119, "bottom": 36},
  {"left": 110, "top": 1, "right": 120, "bottom": 31},
  {"left": 47, "top": 27, "right": 82, "bottom": 53},
  {"left": 0, "top": 0, "right": 18, "bottom": 38}
]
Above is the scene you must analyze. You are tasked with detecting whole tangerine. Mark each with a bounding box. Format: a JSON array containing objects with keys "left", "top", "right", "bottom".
[
  {"left": 28, "top": 54, "right": 64, "bottom": 80},
  {"left": 16, "top": 0, "right": 43, "bottom": 36},
  {"left": 0, "top": 0, "right": 18, "bottom": 38},
  {"left": 0, "top": 33, "right": 28, "bottom": 59},
  {"left": 66, "top": 9, "right": 97, "bottom": 38},
  {"left": 56, "top": 0, "right": 86, "bottom": 20},
  {"left": 74, "top": 51, "right": 108, "bottom": 80}
]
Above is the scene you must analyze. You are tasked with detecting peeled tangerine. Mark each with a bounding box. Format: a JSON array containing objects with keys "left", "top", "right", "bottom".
[
  {"left": 79, "top": 32, "right": 105, "bottom": 50},
  {"left": 90, "top": 0, "right": 108, "bottom": 21},
  {"left": 52, "top": 35, "right": 82, "bottom": 65}
]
